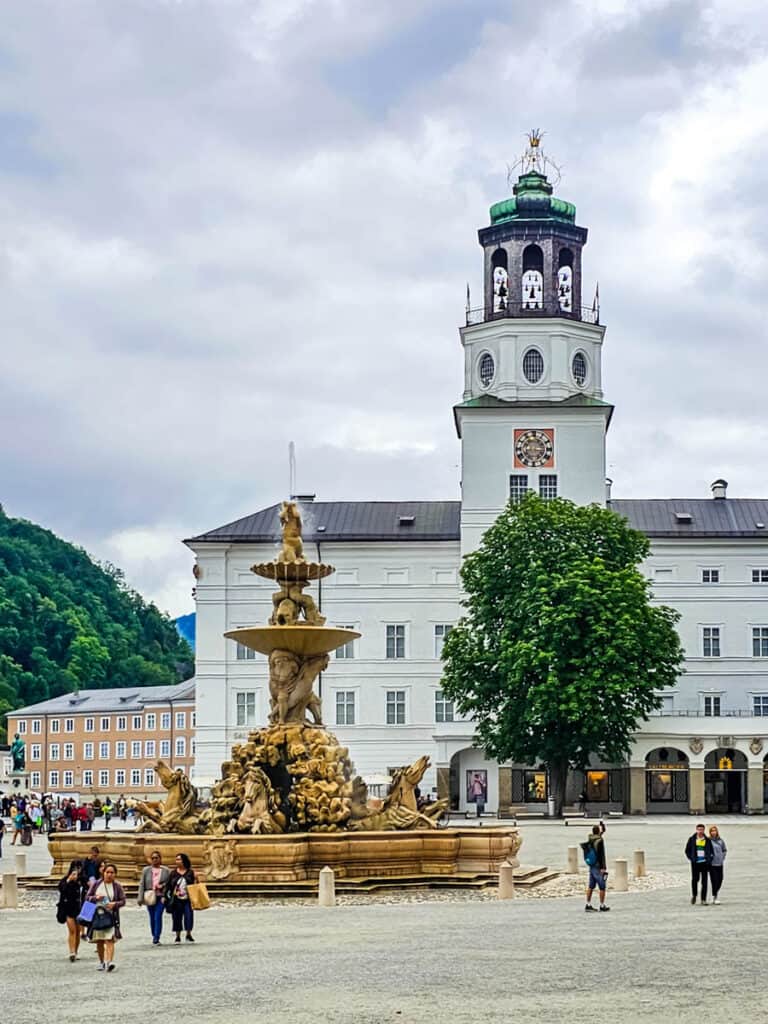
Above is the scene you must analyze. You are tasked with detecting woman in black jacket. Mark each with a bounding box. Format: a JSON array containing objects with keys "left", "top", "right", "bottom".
[
  {"left": 57, "top": 859, "right": 84, "bottom": 962},
  {"left": 165, "top": 852, "right": 197, "bottom": 943}
]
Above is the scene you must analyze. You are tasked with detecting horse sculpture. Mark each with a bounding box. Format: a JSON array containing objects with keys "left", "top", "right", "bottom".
[
  {"left": 135, "top": 759, "right": 203, "bottom": 834},
  {"left": 349, "top": 755, "right": 448, "bottom": 831}
]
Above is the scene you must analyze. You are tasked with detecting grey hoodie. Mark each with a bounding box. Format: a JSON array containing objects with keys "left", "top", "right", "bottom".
[{"left": 710, "top": 836, "right": 727, "bottom": 867}]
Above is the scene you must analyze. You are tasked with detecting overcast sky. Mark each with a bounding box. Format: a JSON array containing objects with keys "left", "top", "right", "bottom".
[{"left": 1, "top": 0, "right": 767, "bottom": 616}]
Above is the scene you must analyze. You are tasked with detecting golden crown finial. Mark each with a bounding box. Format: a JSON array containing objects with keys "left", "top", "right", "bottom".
[{"left": 528, "top": 129, "right": 543, "bottom": 148}]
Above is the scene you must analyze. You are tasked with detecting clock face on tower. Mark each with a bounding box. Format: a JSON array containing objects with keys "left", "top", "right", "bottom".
[{"left": 514, "top": 428, "right": 555, "bottom": 468}]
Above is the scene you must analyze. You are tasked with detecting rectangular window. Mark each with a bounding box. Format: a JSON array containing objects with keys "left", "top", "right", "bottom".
[
  {"left": 49, "top": 770, "right": 59, "bottom": 788},
  {"left": 702, "top": 627, "right": 721, "bottom": 657},
  {"left": 236, "top": 692, "right": 257, "bottom": 727},
  {"left": 753, "top": 627, "right": 768, "bottom": 657},
  {"left": 31, "top": 719, "right": 41, "bottom": 734},
  {"left": 538, "top": 474, "right": 558, "bottom": 500},
  {"left": 99, "top": 742, "right": 109, "bottom": 759},
  {"left": 131, "top": 741, "right": 141, "bottom": 758},
  {"left": 30, "top": 771, "right": 41, "bottom": 788},
  {"left": 16, "top": 720, "right": 26, "bottom": 734},
  {"left": 175, "top": 711, "right": 186, "bottom": 729},
  {"left": 702, "top": 568, "right": 720, "bottom": 584},
  {"left": 116, "top": 716, "right": 126, "bottom": 731},
  {"left": 130, "top": 769, "right": 141, "bottom": 786},
  {"left": 175, "top": 737, "right": 186, "bottom": 757},
  {"left": 752, "top": 569, "right": 768, "bottom": 583},
  {"left": 85, "top": 718, "right": 94, "bottom": 733},
  {"left": 145, "top": 740, "right": 156, "bottom": 757},
  {"left": 160, "top": 740, "right": 171, "bottom": 757},
  {"left": 100, "top": 717, "right": 110, "bottom": 731},
  {"left": 49, "top": 743, "right": 60, "bottom": 761},
  {"left": 63, "top": 743, "right": 74, "bottom": 760},
  {"left": 236, "top": 642, "right": 256, "bottom": 661},
  {"left": 83, "top": 769, "right": 93, "bottom": 787},
  {"left": 161, "top": 712, "right": 171, "bottom": 729},
  {"left": 99, "top": 770, "right": 109, "bottom": 787},
  {"left": 116, "top": 741, "right": 126, "bottom": 759},
  {"left": 654, "top": 568, "right": 674, "bottom": 581},
  {"left": 83, "top": 742, "right": 94, "bottom": 760},
  {"left": 385, "top": 624, "right": 406, "bottom": 659},
  {"left": 509, "top": 475, "right": 529, "bottom": 504},
  {"left": 386, "top": 690, "right": 406, "bottom": 725},
  {"left": 64, "top": 718, "right": 75, "bottom": 733},
  {"left": 703, "top": 695, "right": 721, "bottom": 717},
  {"left": 335, "top": 691, "right": 356, "bottom": 726},
  {"left": 115, "top": 769, "right": 126, "bottom": 786},
  {"left": 335, "top": 569, "right": 358, "bottom": 585},
  {"left": 30, "top": 743, "right": 41, "bottom": 761},
  {"left": 434, "top": 624, "right": 453, "bottom": 659},
  {"left": 335, "top": 627, "right": 356, "bottom": 659},
  {"left": 435, "top": 689, "right": 454, "bottom": 723},
  {"left": 63, "top": 770, "right": 74, "bottom": 788},
  {"left": 433, "top": 568, "right": 457, "bottom": 585},
  {"left": 191, "top": 712, "right": 196, "bottom": 728},
  {"left": 50, "top": 719, "right": 59, "bottom": 734},
  {"left": 145, "top": 768, "right": 155, "bottom": 787},
  {"left": 659, "top": 694, "right": 674, "bottom": 712},
  {"left": 132, "top": 715, "right": 142, "bottom": 730},
  {"left": 146, "top": 714, "right": 156, "bottom": 730},
  {"left": 385, "top": 569, "right": 409, "bottom": 585}
]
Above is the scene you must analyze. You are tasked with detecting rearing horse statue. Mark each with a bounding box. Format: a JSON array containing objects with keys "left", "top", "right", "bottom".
[{"left": 135, "top": 760, "right": 203, "bottom": 834}]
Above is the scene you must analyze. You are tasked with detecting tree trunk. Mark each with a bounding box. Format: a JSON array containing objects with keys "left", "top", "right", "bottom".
[{"left": 548, "top": 760, "right": 569, "bottom": 817}]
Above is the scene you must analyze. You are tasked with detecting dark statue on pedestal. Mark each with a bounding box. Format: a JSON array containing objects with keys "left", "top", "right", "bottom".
[{"left": 11, "top": 732, "right": 25, "bottom": 772}]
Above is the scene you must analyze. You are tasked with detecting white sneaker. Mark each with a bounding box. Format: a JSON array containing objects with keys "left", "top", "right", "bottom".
[
  {"left": 713, "top": 898, "right": 721, "bottom": 905},
  {"left": 97, "top": 963, "right": 106, "bottom": 971}
]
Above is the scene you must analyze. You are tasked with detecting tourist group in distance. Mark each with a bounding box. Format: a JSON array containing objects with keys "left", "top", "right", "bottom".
[{"left": 56, "top": 845, "right": 209, "bottom": 972}]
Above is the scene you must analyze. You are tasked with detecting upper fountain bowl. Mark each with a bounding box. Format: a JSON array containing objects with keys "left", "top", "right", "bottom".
[{"left": 251, "top": 561, "right": 335, "bottom": 584}]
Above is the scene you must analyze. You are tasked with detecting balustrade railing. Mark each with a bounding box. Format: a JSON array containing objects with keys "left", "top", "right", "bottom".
[{"left": 465, "top": 304, "right": 599, "bottom": 326}]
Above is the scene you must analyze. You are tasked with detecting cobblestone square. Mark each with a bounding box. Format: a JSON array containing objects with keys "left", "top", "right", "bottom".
[{"left": 0, "top": 818, "right": 762, "bottom": 1023}]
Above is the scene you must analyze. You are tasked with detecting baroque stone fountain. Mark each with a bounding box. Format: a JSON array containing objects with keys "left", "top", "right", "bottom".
[{"left": 49, "top": 502, "right": 521, "bottom": 887}]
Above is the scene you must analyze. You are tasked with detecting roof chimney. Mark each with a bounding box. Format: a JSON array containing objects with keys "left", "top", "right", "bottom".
[
  {"left": 292, "top": 493, "right": 316, "bottom": 502},
  {"left": 711, "top": 479, "right": 728, "bottom": 500},
  {"left": 605, "top": 477, "right": 613, "bottom": 503}
]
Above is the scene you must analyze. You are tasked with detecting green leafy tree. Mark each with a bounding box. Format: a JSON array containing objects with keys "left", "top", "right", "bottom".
[{"left": 441, "top": 495, "right": 685, "bottom": 814}]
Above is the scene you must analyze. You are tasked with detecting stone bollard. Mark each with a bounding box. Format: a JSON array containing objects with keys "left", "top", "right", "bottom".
[
  {"left": 633, "top": 849, "right": 646, "bottom": 879},
  {"left": 14, "top": 853, "right": 27, "bottom": 878},
  {"left": 613, "top": 858, "right": 629, "bottom": 892},
  {"left": 1, "top": 873, "right": 19, "bottom": 910},
  {"left": 318, "top": 866, "right": 336, "bottom": 907},
  {"left": 498, "top": 862, "right": 515, "bottom": 900},
  {"left": 567, "top": 845, "right": 579, "bottom": 874}
]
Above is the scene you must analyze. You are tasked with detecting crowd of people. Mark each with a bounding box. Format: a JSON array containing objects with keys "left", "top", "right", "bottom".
[
  {"left": 0, "top": 793, "right": 140, "bottom": 846},
  {"left": 55, "top": 845, "right": 204, "bottom": 970}
]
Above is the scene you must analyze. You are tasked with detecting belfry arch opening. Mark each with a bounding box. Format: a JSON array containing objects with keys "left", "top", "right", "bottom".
[
  {"left": 558, "top": 248, "right": 573, "bottom": 312},
  {"left": 521, "top": 244, "right": 543, "bottom": 310},
  {"left": 491, "top": 248, "right": 508, "bottom": 312}
]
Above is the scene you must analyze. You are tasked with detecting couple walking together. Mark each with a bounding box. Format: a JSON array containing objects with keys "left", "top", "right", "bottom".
[{"left": 684, "top": 823, "right": 727, "bottom": 905}]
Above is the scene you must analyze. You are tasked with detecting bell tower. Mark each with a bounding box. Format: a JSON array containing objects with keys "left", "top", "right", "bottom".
[{"left": 456, "top": 132, "right": 613, "bottom": 554}]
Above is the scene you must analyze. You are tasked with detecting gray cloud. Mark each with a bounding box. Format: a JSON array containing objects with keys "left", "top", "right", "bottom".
[{"left": 0, "top": 0, "right": 767, "bottom": 613}]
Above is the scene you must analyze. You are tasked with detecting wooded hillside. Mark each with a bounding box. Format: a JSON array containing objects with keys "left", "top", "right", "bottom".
[{"left": 0, "top": 504, "right": 193, "bottom": 739}]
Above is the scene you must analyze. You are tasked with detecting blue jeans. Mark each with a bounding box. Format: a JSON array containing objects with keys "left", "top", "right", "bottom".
[
  {"left": 147, "top": 900, "right": 164, "bottom": 942},
  {"left": 170, "top": 899, "right": 194, "bottom": 934}
]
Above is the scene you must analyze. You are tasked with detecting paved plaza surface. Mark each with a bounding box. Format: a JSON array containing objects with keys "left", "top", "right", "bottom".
[{"left": 1, "top": 817, "right": 765, "bottom": 1024}]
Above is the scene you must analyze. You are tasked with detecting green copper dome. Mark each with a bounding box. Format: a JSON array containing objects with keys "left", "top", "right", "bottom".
[{"left": 490, "top": 170, "right": 576, "bottom": 226}]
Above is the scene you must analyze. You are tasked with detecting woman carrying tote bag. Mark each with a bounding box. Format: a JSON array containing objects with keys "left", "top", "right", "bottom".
[
  {"left": 85, "top": 862, "right": 126, "bottom": 972},
  {"left": 164, "top": 852, "right": 197, "bottom": 943},
  {"left": 138, "top": 850, "right": 171, "bottom": 946}
]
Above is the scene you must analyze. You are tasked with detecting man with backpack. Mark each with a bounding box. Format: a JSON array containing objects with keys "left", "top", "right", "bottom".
[{"left": 582, "top": 822, "right": 610, "bottom": 913}]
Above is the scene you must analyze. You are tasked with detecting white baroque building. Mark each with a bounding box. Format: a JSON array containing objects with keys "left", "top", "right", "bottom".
[{"left": 188, "top": 146, "right": 768, "bottom": 816}]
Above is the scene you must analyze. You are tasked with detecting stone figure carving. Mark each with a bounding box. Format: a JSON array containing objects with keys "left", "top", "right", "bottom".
[
  {"left": 10, "top": 733, "right": 25, "bottom": 772},
  {"left": 271, "top": 583, "right": 325, "bottom": 627},
  {"left": 350, "top": 756, "right": 449, "bottom": 831},
  {"left": 689, "top": 737, "right": 704, "bottom": 755},
  {"left": 203, "top": 839, "right": 240, "bottom": 880},
  {"left": 268, "top": 650, "right": 327, "bottom": 725},
  {"left": 278, "top": 501, "right": 304, "bottom": 563},
  {"left": 236, "top": 766, "right": 285, "bottom": 834},
  {"left": 135, "top": 760, "right": 203, "bottom": 834},
  {"left": 750, "top": 738, "right": 764, "bottom": 756}
]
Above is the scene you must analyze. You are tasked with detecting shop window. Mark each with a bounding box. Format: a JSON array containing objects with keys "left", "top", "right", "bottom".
[
  {"left": 525, "top": 771, "right": 547, "bottom": 802},
  {"left": 586, "top": 770, "right": 609, "bottom": 802}
]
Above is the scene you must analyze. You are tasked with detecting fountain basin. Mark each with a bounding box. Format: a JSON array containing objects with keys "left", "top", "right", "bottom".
[
  {"left": 251, "top": 561, "right": 334, "bottom": 583},
  {"left": 224, "top": 626, "right": 361, "bottom": 657}
]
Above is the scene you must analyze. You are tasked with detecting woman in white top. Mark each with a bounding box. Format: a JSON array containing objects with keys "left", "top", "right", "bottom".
[
  {"left": 137, "top": 850, "right": 171, "bottom": 945},
  {"left": 85, "top": 862, "right": 126, "bottom": 972}
]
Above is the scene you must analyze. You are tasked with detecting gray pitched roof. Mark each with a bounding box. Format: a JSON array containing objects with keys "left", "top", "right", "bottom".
[
  {"left": 611, "top": 499, "right": 768, "bottom": 538},
  {"left": 185, "top": 501, "right": 462, "bottom": 544},
  {"left": 10, "top": 678, "right": 196, "bottom": 718}
]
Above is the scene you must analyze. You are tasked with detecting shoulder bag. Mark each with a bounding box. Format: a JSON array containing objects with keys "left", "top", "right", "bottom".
[
  {"left": 188, "top": 882, "right": 210, "bottom": 911},
  {"left": 143, "top": 889, "right": 157, "bottom": 907}
]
